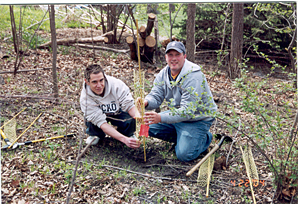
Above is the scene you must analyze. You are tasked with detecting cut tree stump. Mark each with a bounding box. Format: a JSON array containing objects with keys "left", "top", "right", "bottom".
[
  {"left": 142, "top": 36, "right": 156, "bottom": 63},
  {"left": 146, "top": 13, "right": 156, "bottom": 37},
  {"left": 126, "top": 13, "right": 157, "bottom": 64},
  {"left": 126, "top": 36, "right": 137, "bottom": 61},
  {"left": 139, "top": 26, "right": 147, "bottom": 39}
]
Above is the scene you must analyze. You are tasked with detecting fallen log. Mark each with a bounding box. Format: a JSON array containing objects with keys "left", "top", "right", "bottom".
[
  {"left": 0, "top": 67, "right": 52, "bottom": 74},
  {"left": 76, "top": 44, "right": 129, "bottom": 53},
  {"left": 38, "top": 31, "right": 114, "bottom": 49}
]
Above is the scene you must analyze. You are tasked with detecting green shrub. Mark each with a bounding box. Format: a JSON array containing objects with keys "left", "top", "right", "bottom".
[{"left": 224, "top": 68, "right": 297, "bottom": 201}]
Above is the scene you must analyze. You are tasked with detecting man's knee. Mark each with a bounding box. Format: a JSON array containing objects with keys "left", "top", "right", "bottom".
[{"left": 175, "top": 147, "right": 196, "bottom": 162}]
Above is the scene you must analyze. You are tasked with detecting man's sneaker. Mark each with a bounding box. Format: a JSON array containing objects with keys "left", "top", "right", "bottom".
[{"left": 86, "top": 136, "right": 99, "bottom": 145}]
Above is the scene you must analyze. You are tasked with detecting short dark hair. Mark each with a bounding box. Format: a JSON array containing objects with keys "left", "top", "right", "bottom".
[{"left": 84, "top": 64, "right": 105, "bottom": 82}]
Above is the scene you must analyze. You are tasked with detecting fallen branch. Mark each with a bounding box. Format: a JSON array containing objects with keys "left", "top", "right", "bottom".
[
  {"left": 76, "top": 43, "right": 129, "bottom": 53},
  {"left": 226, "top": 118, "right": 241, "bottom": 166},
  {"left": 26, "top": 17, "right": 49, "bottom": 30},
  {"left": 93, "top": 162, "right": 191, "bottom": 182},
  {"left": 0, "top": 67, "right": 52, "bottom": 74},
  {"left": 0, "top": 94, "right": 58, "bottom": 100},
  {"left": 66, "top": 129, "right": 89, "bottom": 204},
  {"left": 38, "top": 31, "right": 114, "bottom": 49}
]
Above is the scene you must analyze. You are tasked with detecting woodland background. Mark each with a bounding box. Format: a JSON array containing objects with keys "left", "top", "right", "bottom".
[{"left": 0, "top": 3, "right": 297, "bottom": 204}]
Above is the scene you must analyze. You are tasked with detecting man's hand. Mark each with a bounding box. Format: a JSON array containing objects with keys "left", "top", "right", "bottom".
[
  {"left": 124, "top": 137, "right": 141, "bottom": 149},
  {"left": 144, "top": 111, "right": 161, "bottom": 125},
  {"left": 101, "top": 122, "right": 140, "bottom": 149},
  {"left": 136, "top": 97, "right": 148, "bottom": 110}
]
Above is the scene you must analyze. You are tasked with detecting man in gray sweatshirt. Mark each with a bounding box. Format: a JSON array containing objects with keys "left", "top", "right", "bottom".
[
  {"left": 80, "top": 64, "right": 140, "bottom": 149},
  {"left": 141, "top": 41, "right": 217, "bottom": 162}
]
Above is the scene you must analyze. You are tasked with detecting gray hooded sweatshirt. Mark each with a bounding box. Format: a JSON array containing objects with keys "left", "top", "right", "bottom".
[
  {"left": 145, "top": 59, "right": 217, "bottom": 124},
  {"left": 80, "top": 75, "right": 135, "bottom": 128}
]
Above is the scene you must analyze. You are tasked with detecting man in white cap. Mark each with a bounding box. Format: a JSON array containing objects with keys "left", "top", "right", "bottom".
[{"left": 141, "top": 41, "right": 217, "bottom": 162}]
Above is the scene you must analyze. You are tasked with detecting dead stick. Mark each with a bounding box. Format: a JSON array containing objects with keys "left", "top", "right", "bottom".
[
  {"left": 0, "top": 94, "right": 57, "bottom": 100},
  {"left": 0, "top": 95, "right": 76, "bottom": 105},
  {"left": 0, "top": 67, "right": 52, "bottom": 74},
  {"left": 66, "top": 133, "right": 95, "bottom": 204},
  {"left": 66, "top": 131, "right": 83, "bottom": 204},
  {"left": 226, "top": 118, "right": 241, "bottom": 166}
]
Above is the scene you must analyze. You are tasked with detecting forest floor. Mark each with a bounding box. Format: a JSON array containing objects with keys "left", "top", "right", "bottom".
[{"left": 0, "top": 28, "right": 297, "bottom": 204}]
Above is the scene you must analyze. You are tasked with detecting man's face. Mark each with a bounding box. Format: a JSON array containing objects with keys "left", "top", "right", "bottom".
[
  {"left": 165, "top": 50, "right": 186, "bottom": 75},
  {"left": 85, "top": 72, "right": 105, "bottom": 96}
]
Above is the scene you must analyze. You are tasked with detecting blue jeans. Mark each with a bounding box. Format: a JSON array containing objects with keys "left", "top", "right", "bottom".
[
  {"left": 86, "top": 111, "right": 136, "bottom": 139},
  {"left": 149, "top": 111, "right": 214, "bottom": 162}
]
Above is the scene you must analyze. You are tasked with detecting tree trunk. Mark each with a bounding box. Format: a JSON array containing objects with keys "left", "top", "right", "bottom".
[
  {"left": 147, "top": 4, "right": 158, "bottom": 14},
  {"left": 38, "top": 31, "right": 114, "bottom": 48},
  {"left": 9, "top": 6, "right": 18, "bottom": 54},
  {"left": 186, "top": 3, "right": 196, "bottom": 62},
  {"left": 104, "top": 4, "right": 125, "bottom": 44},
  {"left": 169, "top": 4, "right": 173, "bottom": 41},
  {"left": 10, "top": 5, "right": 21, "bottom": 75},
  {"left": 229, "top": 3, "right": 244, "bottom": 79},
  {"left": 99, "top": 5, "right": 106, "bottom": 33},
  {"left": 49, "top": 5, "right": 59, "bottom": 98},
  {"left": 154, "top": 14, "right": 160, "bottom": 63}
]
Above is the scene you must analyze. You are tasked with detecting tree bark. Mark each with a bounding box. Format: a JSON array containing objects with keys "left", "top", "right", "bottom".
[
  {"left": 99, "top": 5, "right": 106, "bottom": 33},
  {"left": 154, "top": 14, "right": 160, "bottom": 63},
  {"left": 126, "top": 36, "right": 137, "bottom": 61},
  {"left": 126, "top": 13, "right": 157, "bottom": 63},
  {"left": 143, "top": 36, "right": 156, "bottom": 63},
  {"left": 229, "top": 3, "right": 244, "bottom": 79},
  {"left": 49, "top": 5, "right": 59, "bottom": 98},
  {"left": 146, "top": 13, "right": 156, "bottom": 37},
  {"left": 169, "top": 4, "right": 173, "bottom": 41},
  {"left": 139, "top": 25, "right": 147, "bottom": 39},
  {"left": 147, "top": 4, "right": 158, "bottom": 14},
  {"left": 186, "top": 3, "right": 196, "bottom": 62},
  {"left": 105, "top": 4, "right": 124, "bottom": 44},
  {"left": 9, "top": 6, "right": 18, "bottom": 54}
]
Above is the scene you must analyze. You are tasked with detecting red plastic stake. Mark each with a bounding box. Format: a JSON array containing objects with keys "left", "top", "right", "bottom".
[{"left": 139, "top": 124, "right": 149, "bottom": 137}]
